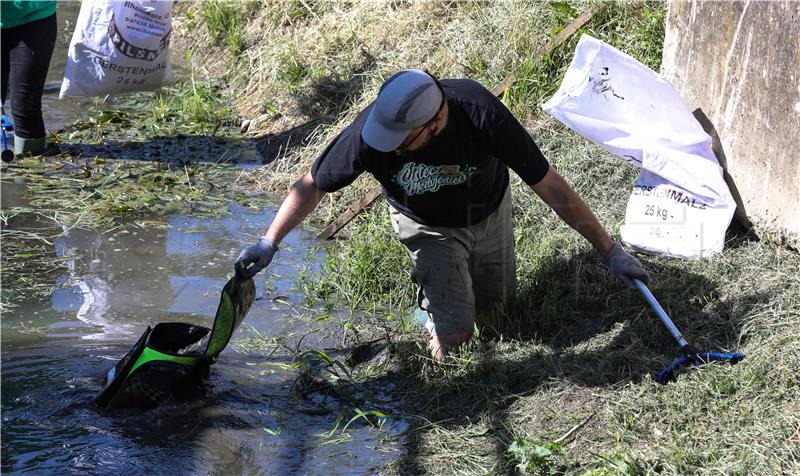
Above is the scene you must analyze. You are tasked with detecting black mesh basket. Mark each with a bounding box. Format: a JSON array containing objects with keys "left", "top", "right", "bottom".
[{"left": 96, "top": 275, "right": 255, "bottom": 409}]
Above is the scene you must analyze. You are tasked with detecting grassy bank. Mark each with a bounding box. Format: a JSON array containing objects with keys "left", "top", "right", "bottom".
[
  {"left": 175, "top": 1, "right": 800, "bottom": 474},
  {"left": 177, "top": 0, "right": 664, "bottom": 222}
]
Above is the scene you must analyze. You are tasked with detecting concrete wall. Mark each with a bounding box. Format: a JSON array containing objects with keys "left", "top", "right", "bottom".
[{"left": 662, "top": 0, "right": 800, "bottom": 248}]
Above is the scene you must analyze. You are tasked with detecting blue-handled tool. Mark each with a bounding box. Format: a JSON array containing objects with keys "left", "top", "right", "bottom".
[
  {"left": 1, "top": 113, "right": 14, "bottom": 162},
  {"left": 633, "top": 278, "right": 745, "bottom": 383}
]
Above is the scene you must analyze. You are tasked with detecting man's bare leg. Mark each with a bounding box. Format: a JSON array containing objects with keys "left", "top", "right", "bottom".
[{"left": 429, "top": 330, "right": 473, "bottom": 361}]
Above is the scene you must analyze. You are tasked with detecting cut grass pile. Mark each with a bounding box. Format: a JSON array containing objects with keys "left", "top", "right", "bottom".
[
  {"left": 300, "top": 131, "right": 800, "bottom": 475},
  {"left": 172, "top": 0, "right": 800, "bottom": 473},
  {"left": 0, "top": 81, "right": 262, "bottom": 310}
]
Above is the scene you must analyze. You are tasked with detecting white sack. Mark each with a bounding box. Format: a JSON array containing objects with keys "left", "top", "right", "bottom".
[
  {"left": 542, "top": 34, "right": 735, "bottom": 259},
  {"left": 60, "top": 0, "right": 173, "bottom": 98}
]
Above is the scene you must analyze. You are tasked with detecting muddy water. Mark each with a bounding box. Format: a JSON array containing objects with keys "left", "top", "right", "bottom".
[
  {"left": 1, "top": 184, "right": 403, "bottom": 474},
  {"left": 2, "top": 4, "right": 403, "bottom": 474}
]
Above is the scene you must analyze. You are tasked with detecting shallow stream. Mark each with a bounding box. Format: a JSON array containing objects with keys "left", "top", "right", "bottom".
[
  {"left": 1, "top": 3, "right": 402, "bottom": 474},
  {"left": 2, "top": 185, "right": 402, "bottom": 474}
]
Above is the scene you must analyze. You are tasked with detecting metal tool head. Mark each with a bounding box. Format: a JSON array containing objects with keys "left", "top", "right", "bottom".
[
  {"left": 632, "top": 279, "right": 746, "bottom": 384},
  {"left": 658, "top": 349, "right": 746, "bottom": 383}
]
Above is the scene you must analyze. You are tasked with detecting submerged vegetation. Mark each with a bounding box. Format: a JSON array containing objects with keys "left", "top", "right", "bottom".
[{"left": 0, "top": 80, "right": 264, "bottom": 310}]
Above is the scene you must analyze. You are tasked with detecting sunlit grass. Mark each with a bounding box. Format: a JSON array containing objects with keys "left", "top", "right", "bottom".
[{"left": 175, "top": 0, "right": 800, "bottom": 473}]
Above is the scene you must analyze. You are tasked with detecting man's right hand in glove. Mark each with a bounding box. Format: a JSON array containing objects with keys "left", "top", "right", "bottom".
[
  {"left": 602, "top": 241, "right": 649, "bottom": 289},
  {"left": 234, "top": 236, "right": 276, "bottom": 279}
]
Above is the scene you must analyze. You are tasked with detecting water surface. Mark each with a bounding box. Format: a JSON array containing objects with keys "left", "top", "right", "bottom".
[{"left": 1, "top": 189, "right": 402, "bottom": 474}]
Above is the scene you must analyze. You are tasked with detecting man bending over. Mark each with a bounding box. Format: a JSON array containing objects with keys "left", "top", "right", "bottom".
[{"left": 235, "top": 69, "right": 649, "bottom": 360}]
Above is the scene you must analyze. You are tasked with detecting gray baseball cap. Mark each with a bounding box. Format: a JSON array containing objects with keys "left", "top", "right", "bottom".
[{"left": 361, "top": 69, "right": 443, "bottom": 152}]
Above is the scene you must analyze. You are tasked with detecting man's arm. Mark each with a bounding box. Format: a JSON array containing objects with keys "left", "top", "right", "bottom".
[
  {"left": 530, "top": 166, "right": 649, "bottom": 287},
  {"left": 265, "top": 171, "right": 327, "bottom": 245},
  {"left": 531, "top": 166, "right": 614, "bottom": 255},
  {"left": 234, "top": 171, "right": 326, "bottom": 278}
]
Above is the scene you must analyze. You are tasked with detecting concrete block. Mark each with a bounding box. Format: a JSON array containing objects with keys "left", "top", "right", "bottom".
[{"left": 662, "top": 0, "right": 800, "bottom": 248}]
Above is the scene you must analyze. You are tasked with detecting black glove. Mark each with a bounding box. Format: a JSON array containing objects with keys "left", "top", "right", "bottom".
[
  {"left": 234, "top": 236, "right": 276, "bottom": 279},
  {"left": 602, "top": 241, "right": 649, "bottom": 289}
]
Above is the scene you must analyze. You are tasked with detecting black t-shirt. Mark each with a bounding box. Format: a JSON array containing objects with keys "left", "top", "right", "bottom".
[{"left": 311, "top": 78, "right": 550, "bottom": 227}]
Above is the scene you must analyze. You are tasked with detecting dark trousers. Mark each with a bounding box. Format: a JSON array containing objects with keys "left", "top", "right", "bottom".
[{"left": 1, "top": 13, "right": 57, "bottom": 139}]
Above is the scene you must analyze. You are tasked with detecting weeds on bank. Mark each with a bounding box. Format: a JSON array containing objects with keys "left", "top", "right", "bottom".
[
  {"left": 503, "top": 0, "right": 666, "bottom": 117},
  {"left": 156, "top": 70, "right": 236, "bottom": 124},
  {"left": 190, "top": 0, "right": 248, "bottom": 56},
  {"left": 508, "top": 438, "right": 566, "bottom": 475},
  {"left": 303, "top": 210, "right": 415, "bottom": 315},
  {"left": 381, "top": 234, "right": 800, "bottom": 474},
  {"left": 277, "top": 43, "right": 310, "bottom": 90},
  {"left": 180, "top": 0, "right": 800, "bottom": 473},
  {"left": 272, "top": 0, "right": 326, "bottom": 25}
]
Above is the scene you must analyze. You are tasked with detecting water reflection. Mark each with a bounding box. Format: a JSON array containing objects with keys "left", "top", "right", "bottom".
[
  {"left": 1, "top": 199, "right": 402, "bottom": 474},
  {"left": 45, "top": 203, "right": 318, "bottom": 341}
]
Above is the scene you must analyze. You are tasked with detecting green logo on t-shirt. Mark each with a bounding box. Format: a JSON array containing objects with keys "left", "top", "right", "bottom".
[{"left": 394, "top": 162, "right": 477, "bottom": 196}]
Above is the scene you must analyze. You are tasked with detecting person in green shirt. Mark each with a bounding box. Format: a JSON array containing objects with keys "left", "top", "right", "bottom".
[{"left": 1, "top": 1, "right": 58, "bottom": 157}]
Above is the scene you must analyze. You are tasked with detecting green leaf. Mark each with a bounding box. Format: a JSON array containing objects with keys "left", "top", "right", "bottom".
[
  {"left": 550, "top": 1, "right": 577, "bottom": 16},
  {"left": 314, "top": 350, "right": 334, "bottom": 365},
  {"left": 97, "top": 111, "right": 130, "bottom": 125},
  {"left": 534, "top": 445, "right": 553, "bottom": 458}
]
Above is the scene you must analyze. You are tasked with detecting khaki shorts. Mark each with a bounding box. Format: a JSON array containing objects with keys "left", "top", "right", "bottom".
[{"left": 389, "top": 186, "right": 516, "bottom": 337}]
